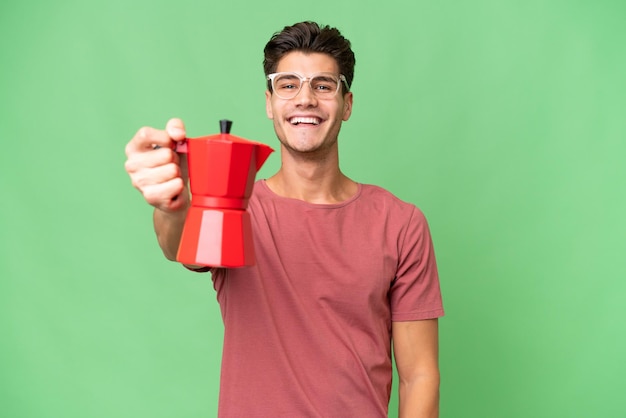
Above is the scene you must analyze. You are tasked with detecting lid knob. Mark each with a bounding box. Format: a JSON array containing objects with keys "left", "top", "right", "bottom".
[{"left": 220, "top": 119, "right": 233, "bottom": 134}]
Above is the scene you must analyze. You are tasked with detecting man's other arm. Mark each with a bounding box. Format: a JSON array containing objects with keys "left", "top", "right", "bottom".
[{"left": 392, "top": 318, "right": 440, "bottom": 418}]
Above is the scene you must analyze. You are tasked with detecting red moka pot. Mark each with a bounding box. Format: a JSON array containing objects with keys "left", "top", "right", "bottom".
[{"left": 175, "top": 120, "right": 273, "bottom": 268}]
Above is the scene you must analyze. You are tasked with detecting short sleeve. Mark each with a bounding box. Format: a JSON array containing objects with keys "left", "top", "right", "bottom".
[{"left": 389, "top": 207, "right": 444, "bottom": 321}]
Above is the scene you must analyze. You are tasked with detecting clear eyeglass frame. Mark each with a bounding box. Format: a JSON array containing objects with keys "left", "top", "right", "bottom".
[{"left": 267, "top": 72, "right": 349, "bottom": 100}]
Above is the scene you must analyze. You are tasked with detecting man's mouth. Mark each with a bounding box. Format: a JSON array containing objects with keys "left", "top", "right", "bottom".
[{"left": 289, "top": 116, "right": 321, "bottom": 126}]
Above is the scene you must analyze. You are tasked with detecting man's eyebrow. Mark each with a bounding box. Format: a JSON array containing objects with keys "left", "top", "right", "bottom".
[{"left": 314, "top": 75, "right": 336, "bottom": 81}]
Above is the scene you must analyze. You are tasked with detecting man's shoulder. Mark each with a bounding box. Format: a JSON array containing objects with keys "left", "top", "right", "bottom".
[
  {"left": 358, "top": 183, "right": 430, "bottom": 224},
  {"left": 359, "top": 184, "right": 416, "bottom": 208}
]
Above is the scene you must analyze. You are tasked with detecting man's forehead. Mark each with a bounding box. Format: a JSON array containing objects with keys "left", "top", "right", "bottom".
[{"left": 276, "top": 51, "right": 339, "bottom": 74}]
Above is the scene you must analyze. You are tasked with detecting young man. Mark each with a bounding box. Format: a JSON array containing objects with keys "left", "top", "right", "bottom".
[{"left": 125, "top": 21, "right": 444, "bottom": 418}]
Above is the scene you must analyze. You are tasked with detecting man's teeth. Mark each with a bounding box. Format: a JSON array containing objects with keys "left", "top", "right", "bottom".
[{"left": 290, "top": 117, "right": 320, "bottom": 125}]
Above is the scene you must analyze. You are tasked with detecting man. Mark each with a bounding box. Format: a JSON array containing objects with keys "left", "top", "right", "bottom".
[{"left": 125, "top": 21, "right": 444, "bottom": 417}]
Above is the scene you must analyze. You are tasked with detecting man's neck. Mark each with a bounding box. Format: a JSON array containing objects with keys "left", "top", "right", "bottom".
[{"left": 265, "top": 149, "right": 358, "bottom": 204}]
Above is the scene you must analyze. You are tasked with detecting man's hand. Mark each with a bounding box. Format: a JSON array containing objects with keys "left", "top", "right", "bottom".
[{"left": 124, "top": 118, "right": 189, "bottom": 212}]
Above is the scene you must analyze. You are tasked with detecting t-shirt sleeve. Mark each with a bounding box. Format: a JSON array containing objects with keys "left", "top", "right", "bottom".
[{"left": 389, "top": 206, "right": 445, "bottom": 321}]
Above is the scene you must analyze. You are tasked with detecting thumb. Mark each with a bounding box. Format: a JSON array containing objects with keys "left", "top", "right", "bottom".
[{"left": 166, "top": 118, "right": 186, "bottom": 141}]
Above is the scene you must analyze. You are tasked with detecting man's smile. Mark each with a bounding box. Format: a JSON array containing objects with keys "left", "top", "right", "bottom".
[{"left": 289, "top": 116, "right": 322, "bottom": 126}]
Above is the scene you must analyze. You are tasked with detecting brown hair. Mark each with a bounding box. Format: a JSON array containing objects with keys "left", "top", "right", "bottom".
[{"left": 263, "top": 21, "right": 356, "bottom": 93}]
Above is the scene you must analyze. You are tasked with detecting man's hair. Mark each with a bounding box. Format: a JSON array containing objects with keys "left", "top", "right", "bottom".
[{"left": 263, "top": 21, "right": 356, "bottom": 93}]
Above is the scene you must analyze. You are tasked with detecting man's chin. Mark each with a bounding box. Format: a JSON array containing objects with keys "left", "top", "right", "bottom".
[{"left": 280, "top": 137, "right": 337, "bottom": 156}]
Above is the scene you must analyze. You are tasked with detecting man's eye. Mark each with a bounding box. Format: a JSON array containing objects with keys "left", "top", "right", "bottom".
[
  {"left": 311, "top": 77, "right": 337, "bottom": 93},
  {"left": 312, "top": 82, "right": 336, "bottom": 92},
  {"left": 277, "top": 82, "right": 298, "bottom": 90}
]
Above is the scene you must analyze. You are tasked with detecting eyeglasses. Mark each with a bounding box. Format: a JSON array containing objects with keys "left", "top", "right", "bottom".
[{"left": 267, "top": 72, "right": 349, "bottom": 100}]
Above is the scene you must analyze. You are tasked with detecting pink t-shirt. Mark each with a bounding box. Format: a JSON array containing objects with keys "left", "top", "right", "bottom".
[{"left": 211, "top": 180, "right": 444, "bottom": 417}]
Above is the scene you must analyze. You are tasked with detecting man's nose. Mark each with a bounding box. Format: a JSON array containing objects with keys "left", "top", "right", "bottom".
[{"left": 295, "top": 81, "right": 317, "bottom": 105}]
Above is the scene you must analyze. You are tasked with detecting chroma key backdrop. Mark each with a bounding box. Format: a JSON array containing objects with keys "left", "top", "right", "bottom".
[{"left": 1, "top": 1, "right": 625, "bottom": 417}]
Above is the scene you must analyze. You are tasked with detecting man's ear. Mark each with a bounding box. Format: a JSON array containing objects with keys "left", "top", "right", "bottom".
[
  {"left": 265, "top": 90, "right": 273, "bottom": 119},
  {"left": 342, "top": 91, "right": 353, "bottom": 121}
]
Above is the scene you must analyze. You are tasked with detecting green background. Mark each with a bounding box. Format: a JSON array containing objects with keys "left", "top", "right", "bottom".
[{"left": 1, "top": 0, "right": 625, "bottom": 417}]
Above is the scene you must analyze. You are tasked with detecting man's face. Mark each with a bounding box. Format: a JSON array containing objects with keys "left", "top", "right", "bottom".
[{"left": 265, "top": 51, "right": 353, "bottom": 156}]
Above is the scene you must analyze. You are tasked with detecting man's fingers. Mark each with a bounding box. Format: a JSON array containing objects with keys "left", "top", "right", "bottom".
[
  {"left": 126, "top": 126, "right": 174, "bottom": 156},
  {"left": 125, "top": 147, "right": 179, "bottom": 174},
  {"left": 142, "top": 178, "right": 186, "bottom": 211},
  {"left": 124, "top": 119, "right": 190, "bottom": 212},
  {"left": 129, "top": 162, "right": 182, "bottom": 190}
]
